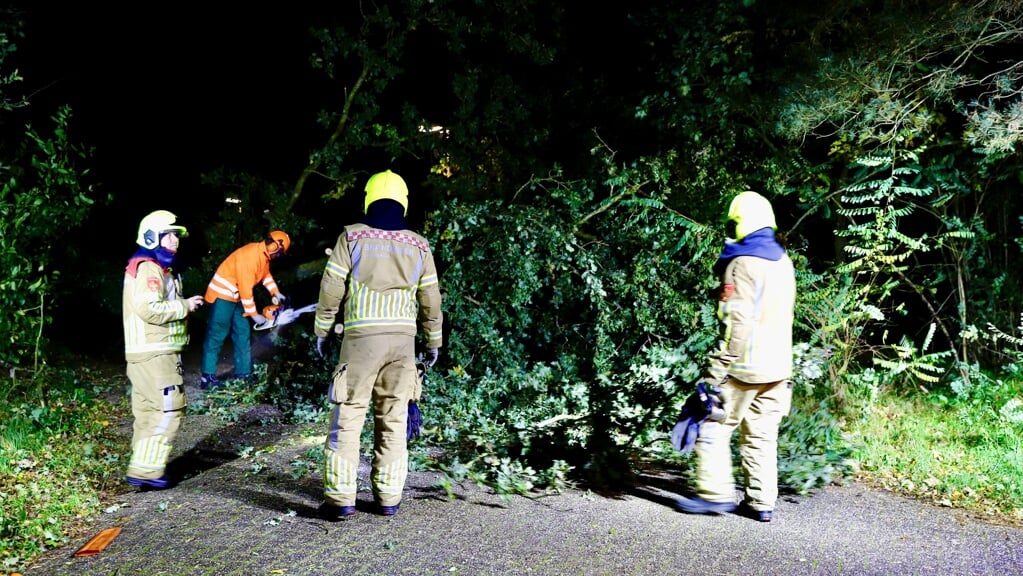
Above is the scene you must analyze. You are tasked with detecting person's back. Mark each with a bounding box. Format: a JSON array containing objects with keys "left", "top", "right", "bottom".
[
  {"left": 675, "top": 191, "right": 795, "bottom": 523},
  {"left": 317, "top": 222, "right": 439, "bottom": 339},
  {"left": 314, "top": 170, "right": 443, "bottom": 520},
  {"left": 718, "top": 252, "right": 795, "bottom": 385}
]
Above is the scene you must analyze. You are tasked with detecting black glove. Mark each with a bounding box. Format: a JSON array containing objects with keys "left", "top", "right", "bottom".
[
  {"left": 316, "top": 336, "right": 327, "bottom": 359},
  {"left": 425, "top": 347, "right": 440, "bottom": 368}
]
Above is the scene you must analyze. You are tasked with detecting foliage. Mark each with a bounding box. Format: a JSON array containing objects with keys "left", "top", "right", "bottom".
[
  {"left": 0, "top": 106, "right": 102, "bottom": 372},
  {"left": 773, "top": 1, "right": 1023, "bottom": 149},
  {"left": 633, "top": 1, "right": 793, "bottom": 208},
  {"left": 779, "top": 398, "right": 858, "bottom": 495},
  {"left": 774, "top": 0, "right": 1023, "bottom": 387},
  {"left": 188, "top": 327, "right": 331, "bottom": 427},
  {"left": 292, "top": 0, "right": 572, "bottom": 215},
  {"left": 0, "top": 15, "right": 105, "bottom": 373},
  {"left": 0, "top": 366, "right": 127, "bottom": 572},
  {"left": 417, "top": 152, "right": 853, "bottom": 493}
]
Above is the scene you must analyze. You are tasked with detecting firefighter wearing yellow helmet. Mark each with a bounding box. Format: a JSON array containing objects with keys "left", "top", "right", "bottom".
[
  {"left": 200, "top": 230, "right": 291, "bottom": 388},
  {"left": 123, "top": 210, "right": 205, "bottom": 489},
  {"left": 676, "top": 191, "right": 796, "bottom": 523},
  {"left": 363, "top": 169, "right": 409, "bottom": 215},
  {"left": 314, "top": 169, "right": 443, "bottom": 519}
]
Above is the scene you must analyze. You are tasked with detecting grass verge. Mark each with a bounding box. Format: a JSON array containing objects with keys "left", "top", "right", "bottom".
[
  {"left": 0, "top": 364, "right": 132, "bottom": 573},
  {"left": 848, "top": 389, "right": 1023, "bottom": 526}
]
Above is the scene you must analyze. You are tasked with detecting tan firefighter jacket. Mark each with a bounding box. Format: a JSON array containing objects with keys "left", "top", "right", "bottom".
[
  {"left": 123, "top": 258, "right": 191, "bottom": 363},
  {"left": 705, "top": 253, "right": 795, "bottom": 385},
  {"left": 314, "top": 224, "right": 443, "bottom": 348}
]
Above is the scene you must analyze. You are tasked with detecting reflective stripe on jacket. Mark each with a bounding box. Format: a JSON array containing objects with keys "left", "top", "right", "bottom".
[
  {"left": 123, "top": 258, "right": 190, "bottom": 362},
  {"left": 203, "top": 241, "right": 281, "bottom": 317},
  {"left": 314, "top": 224, "right": 443, "bottom": 346},
  {"left": 706, "top": 254, "right": 795, "bottom": 384}
]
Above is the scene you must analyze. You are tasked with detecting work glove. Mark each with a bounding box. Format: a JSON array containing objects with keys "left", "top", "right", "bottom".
[
  {"left": 252, "top": 314, "right": 270, "bottom": 329},
  {"left": 272, "top": 293, "right": 288, "bottom": 306},
  {"left": 315, "top": 336, "right": 327, "bottom": 359},
  {"left": 406, "top": 401, "right": 423, "bottom": 440},
  {"left": 425, "top": 347, "right": 440, "bottom": 368},
  {"left": 670, "top": 382, "right": 726, "bottom": 454}
]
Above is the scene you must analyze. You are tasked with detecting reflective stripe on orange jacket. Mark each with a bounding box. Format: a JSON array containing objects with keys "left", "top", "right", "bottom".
[{"left": 203, "top": 242, "right": 281, "bottom": 317}]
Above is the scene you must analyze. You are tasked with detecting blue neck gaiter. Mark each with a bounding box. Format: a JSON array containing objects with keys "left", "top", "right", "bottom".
[
  {"left": 362, "top": 199, "right": 407, "bottom": 231},
  {"left": 713, "top": 228, "right": 785, "bottom": 276},
  {"left": 130, "top": 246, "right": 176, "bottom": 269}
]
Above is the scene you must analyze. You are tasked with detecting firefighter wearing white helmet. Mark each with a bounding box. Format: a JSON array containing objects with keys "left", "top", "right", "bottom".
[
  {"left": 675, "top": 191, "right": 796, "bottom": 523},
  {"left": 123, "top": 210, "right": 204, "bottom": 490},
  {"left": 314, "top": 169, "right": 443, "bottom": 519},
  {"left": 136, "top": 209, "right": 189, "bottom": 249}
]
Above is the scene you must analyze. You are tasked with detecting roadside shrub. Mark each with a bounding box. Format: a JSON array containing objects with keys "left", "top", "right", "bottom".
[{"left": 0, "top": 366, "right": 124, "bottom": 573}]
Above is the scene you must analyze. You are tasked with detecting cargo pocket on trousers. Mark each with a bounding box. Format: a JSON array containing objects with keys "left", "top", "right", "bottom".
[
  {"left": 164, "top": 384, "right": 186, "bottom": 412},
  {"left": 410, "top": 364, "right": 424, "bottom": 403},
  {"left": 328, "top": 363, "right": 349, "bottom": 404}
]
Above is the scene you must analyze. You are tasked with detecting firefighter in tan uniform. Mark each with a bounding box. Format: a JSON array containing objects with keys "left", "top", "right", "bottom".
[
  {"left": 676, "top": 191, "right": 796, "bottom": 522},
  {"left": 315, "top": 170, "right": 443, "bottom": 519},
  {"left": 123, "top": 210, "right": 204, "bottom": 489}
]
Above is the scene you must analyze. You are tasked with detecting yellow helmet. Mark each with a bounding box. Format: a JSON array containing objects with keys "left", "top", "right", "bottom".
[
  {"left": 364, "top": 170, "right": 409, "bottom": 215},
  {"left": 727, "top": 191, "right": 776, "bottom": 241},
  {"left": 137, "top": 210, "right": 188, "bottom": 249}
]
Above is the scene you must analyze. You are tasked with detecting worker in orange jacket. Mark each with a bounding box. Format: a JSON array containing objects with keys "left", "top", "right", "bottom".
[{"left": 200, "top": 231, "right": 290, "bottom": 388}]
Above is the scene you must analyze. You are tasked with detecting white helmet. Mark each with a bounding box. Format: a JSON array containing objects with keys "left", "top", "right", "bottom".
[{"left": 136, "top": 210, "right": 188, "bottom": 249}]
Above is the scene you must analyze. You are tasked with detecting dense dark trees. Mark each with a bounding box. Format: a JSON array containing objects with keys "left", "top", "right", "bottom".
[{"left": 4, "top": 0, "right": 1023, "bottom": 491}]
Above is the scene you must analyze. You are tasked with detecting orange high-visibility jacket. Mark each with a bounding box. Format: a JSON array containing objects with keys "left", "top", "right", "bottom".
[{"left": 204, "top": 242, "right": 282, "bottom": 317}]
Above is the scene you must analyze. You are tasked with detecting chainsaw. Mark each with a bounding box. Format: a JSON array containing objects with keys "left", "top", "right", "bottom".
[{"left": 254, "top": 303, "right": 318, "bottom": 331}]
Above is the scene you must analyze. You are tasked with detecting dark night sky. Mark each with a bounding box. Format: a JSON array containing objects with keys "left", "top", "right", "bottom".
[
  {"left": 13, "top": 5, "right": 326, "bottom": 213},
  {"left": 9, "top": 5, "right": 343, "bottom": 352}
]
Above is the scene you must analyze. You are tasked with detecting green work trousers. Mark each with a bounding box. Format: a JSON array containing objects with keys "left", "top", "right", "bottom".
[
  {"left": 201, "top": 298, "right": 251, "bottom": 376},
  {"left": 126, "top": 353, "right": 186, "bottom": 480},
  {"left": 694, "top": 377, "right": 793, "bottom": 511},
  {"left": 323, "top": 334, "right": 417, "bottom": 508}
]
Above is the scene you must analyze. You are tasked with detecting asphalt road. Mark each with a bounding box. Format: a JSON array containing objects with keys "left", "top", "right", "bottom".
[{"left": 24, "top": 403, "right": 1023, "bottom": 576}]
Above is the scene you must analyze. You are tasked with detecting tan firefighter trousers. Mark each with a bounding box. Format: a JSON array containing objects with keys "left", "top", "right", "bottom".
[{"left": 694, "top": 377, "right": 793, "bottom": 511}]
